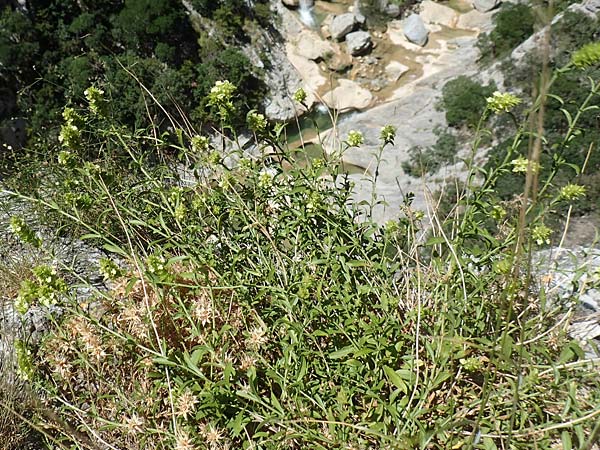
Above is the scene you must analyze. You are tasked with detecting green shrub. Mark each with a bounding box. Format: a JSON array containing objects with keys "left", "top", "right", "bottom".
[
  {"left": 477, "top": 3, "right": 535, "bottom": 62},
  {"left": 402, "top": 126, "right": 459, "bottom": 176},
  {"left": 440, "top": 76, "right": 496, "bottom": 128},
  {"left": 3, "top": 69, "right": 600, "bottom": 449}
]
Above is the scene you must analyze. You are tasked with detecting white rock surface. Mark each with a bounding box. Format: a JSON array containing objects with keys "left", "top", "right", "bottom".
[
  {"left": 293, "top": 30, "right": 335, "bottom": 61},
  {"left": 456, "top": 9, "right": 494, "bottom": 31},
  {"left": 330, "top": 13, "right": 358, "bottom": 41},
  {"left": 286, "top": 43, "right": 328, "bottom": 92},
  {"left": 385, "top": 61, "right": 409, "bottom": 82},
  {"left": 345, "top": 30, "right": 373, "bottom": 56},
  {"left": 403, "top": 14, "right": 429, "bottom": 46},
  {"left": 322, "top": 79, "right": 374, "bottom": 112},
  {"left": 420, "top": 1, "right": 460, "bottom": 28},
  {"left": 473, "top": 0, "right": 501, "bottom": 12}
]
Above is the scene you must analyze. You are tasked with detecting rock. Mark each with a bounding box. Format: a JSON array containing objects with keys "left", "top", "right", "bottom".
[
  {"left": 330, "top": 13, "right": 358, "bottom": 41},
  {"left": 345, "top": 31, "right": 373, "bottom": 56},
  {"left": 322, "top": 79, "right": 374, "bottom": 112},
  {"left": 286, "top": 43, "right": 328, "bottom": 91},
  {"left": 403, "top": 14, "right": 429, "bottom": 47},
  {"left": 354, "top": 12, "right": 367, "bottom": 26},
  {"left": 456, "top": 9, "right": 492, "bottom": 31},
  {"left": 294, "top": 30, "right": 335, "bottom": 61},
  {"left": 282, "top": 0, "right": 299, "bottom": 7},
  {"left": 326, "top": 52, "right": 353, "bottom": 72},
  {"left": 534, "top": 246, "right": 600, "bottom": 357},
  {"left": 320, "top": 13, "right": 334, "bottom": 38},
  {"left": 420, "top": 0, "right": 459, "bottom": 28},
  {"left": 582, "top": 0, "right": 600, "bottom": 15},
  {"left": 385, "top": 61, "right": 409, "bottom": 82},
  {"left": 472, "top": 0, "right": 500, "bottom": 13},
  {"left": 385, "top": 4, "right": 401, "bottom": 17}
]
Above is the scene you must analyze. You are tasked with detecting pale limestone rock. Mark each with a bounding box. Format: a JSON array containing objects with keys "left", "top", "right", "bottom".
[
  {"left": 403, "top": 14, "right": 429, "bottom": 46},
  {"left": 330, "top": 13, "right": 358, "bottom": 40},
  {"left": 294, "top": 30, "right": 335, "bottom": 61},
  {"left": 456, "top": 9, "right": 492, "bottom": 31},
  {"left": 345, "top": 30, "right": 373, "bottom": 56},
  {"left": 420, "top": 0, "right": 459, "bottom": 27},
  {"left": 385, "top": 61, "right": 409, "bottom": 82},
  {"left": 472, "top": 0, "right": 500, "bottom": 12},
  {"left": 322, "top": 79, "right": 374, "bottom": 112},
  {"left": 286, "top": 43, "right": 328, "bottom": 92}
]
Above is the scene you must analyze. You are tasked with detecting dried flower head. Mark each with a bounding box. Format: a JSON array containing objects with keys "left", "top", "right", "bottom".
[
  {"left": 175, "top": 430, "right": 197, "bottom": 450},
  {"left": 123, "top": 414, "right": 145, "bottom": 435},
  {"left": 246, "top": 326, "right": 269, "bottom": 349},
  {"left": 176, "top": 390, "right": 198, "bottom": 419}
]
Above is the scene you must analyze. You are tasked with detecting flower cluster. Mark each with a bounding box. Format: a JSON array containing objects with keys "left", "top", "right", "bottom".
[
  {"left": 58, "top": 107, "right": 83, "bottom": 149},
  {"left": 15, "top": 265, "right": 67, "bottom": 314},
  {"left": 257, "top": 168, "right": 277, "bottom": 190},
  {"left": 346, "top": 130, "right": 364, "bottom": 147},
  {"left": 571, "top": 42, "right": 600, "bottom": 69},
  {"left": 99, "top": 258, "right": 124, "bottom": 281},
  {"left": 57, "top": 149, "right": 74, "bottom": 166},
  {"left": 15, "top": 339, "right": 35, "bottom": 381},
  {"left": 560, "top": 183, "right": 586, "bottom": 201},
  {"left": 146, "top": 255, "right": 168, "bottom": 279},
  {"left": 191, "top": 135, "right": 211, "bottom": 153},
  {"left": 247, "top": 110, "right": 268, "bottom": 133},
  {"left": 380, "top": 125, "right": 397, "bottom": 145},
  {"left": 532, "top": 224, "right": 552, "bottom": 246},
  {"left": 293, "top": 87, "right": 307, "bottom": 104},
  {"left": 10, "top": 216, "right": 42, "bottom": 248},
  {"left": 511, "top": 156, "right": 541, "bottom": 173},
  {"left": 486, "top": 91, "right": 522, "bottom": 113},
  {"left": 208, "top": 80, "right": 237, "bottom": 120},
  {"left": 84, "top": 86, "right": 106, "bottom": 115}
]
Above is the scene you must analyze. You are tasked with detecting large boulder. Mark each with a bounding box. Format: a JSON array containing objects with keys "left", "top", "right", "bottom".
[
  {"left": 322, "top": 79, "right": 374, "bottom": 112},
  {"left": 294, "top": 30, "right": 335, "bottom": 61},
  {"left": 330, "top": 13, "right": 358, "bottom": 40},
  {"left": 420, "top": 0, "right": 459, "bottom": 28},
  {"left": 345, "top": 31, "right": 373, "bottom": 56},
  {"left": 403, "top": 14, "right": 429, "bottom": 46},
  {"left": 286, "top": 43, "right": 328, "bottom": 91},
  {"left": 472, "top": 0, "right": 500, "bottom": 12}
]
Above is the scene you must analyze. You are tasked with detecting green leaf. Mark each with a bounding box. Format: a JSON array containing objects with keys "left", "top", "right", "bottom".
[
  {"left": 383, "top": 366, "right": 408, "bottom": 393},
  {"left": 561, "top": 431, "right": 572, "bottom": 450},
  {"left": 329, "top": 345, "right": 355, "bottom": 359},
  {"left": 102, "top": 243, "right": 128, "bottom": 257},
  {"left": 425, "top": 236, "right": 446, "bottom": 246}
]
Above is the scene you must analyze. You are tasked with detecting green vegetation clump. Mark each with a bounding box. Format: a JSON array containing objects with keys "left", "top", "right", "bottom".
[
  {"left": 0, "top": 0, "right": 269, "bottom": 169},
  {"left": 440, "top": 76, "right": 496, "bottom": 128},
  {"left": 2, "top": 68, "right": 600, "bottom": 449},
  {"left": 488, "top": 10, "right": 600, "bottom": 219},
  {"left": 477, "top": 3, "right": 535, "bottom": 62},
  {"left": 402, "top": 126, "right": 459, "bottom": 176}
]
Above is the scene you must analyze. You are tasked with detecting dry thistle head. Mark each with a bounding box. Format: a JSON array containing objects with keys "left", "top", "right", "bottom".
[{"left": 176, "top": 389, "right": 198, "bottom": 420}]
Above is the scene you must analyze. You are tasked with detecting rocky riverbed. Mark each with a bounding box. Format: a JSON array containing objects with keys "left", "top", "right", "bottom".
[{"left": 273, "top": 0, "right": 495, "bottom": 223}]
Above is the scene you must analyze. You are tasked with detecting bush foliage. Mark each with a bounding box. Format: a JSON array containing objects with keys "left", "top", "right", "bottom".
[
  {"left": 440, "top": 76, "right": 496, "bottom": 128},
  {"left": 2, "top": 56, "right": 600, "bottom": 448}
]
